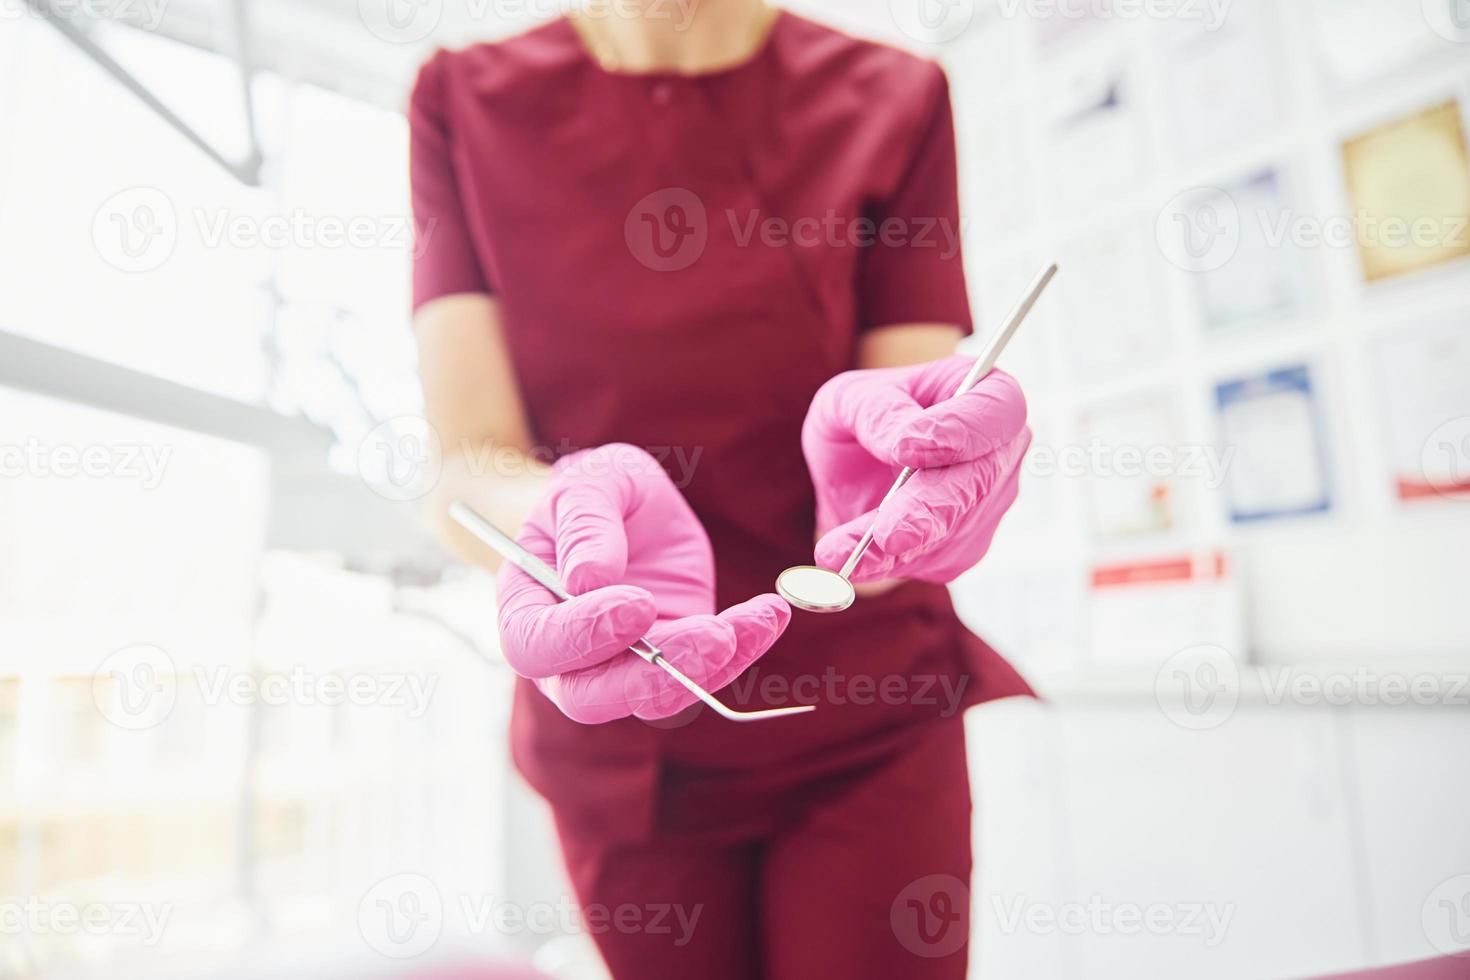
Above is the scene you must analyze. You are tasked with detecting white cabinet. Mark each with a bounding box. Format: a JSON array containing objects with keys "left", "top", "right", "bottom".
[
  {"left": 967, "top": 699, "right": 1413, "bottom": 979},
  {"left": 1347, "top": 706, "right": 1470, "bottom": 967},
  {"left": 969, "top": 699, "right": 1077, "bottom": 979}
]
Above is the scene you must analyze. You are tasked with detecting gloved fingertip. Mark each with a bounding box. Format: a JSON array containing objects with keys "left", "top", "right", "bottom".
[
  {"left": 597, "top": 585, "right": 658, "bottom": 638},
  {"left": 891, "top": 437, "right": 955, "bottom": 471},
  {"left": 739, "top": 593, "right": 792, "bottom": 633},
  {"left": 562, "top": 554, "right": 618, "bottom": 595},
  {"left": 875, "top": 518, "right": 925, "bottom": 558},
  {"left": 813, "top": 534, "right": 854, "bottom": 571}
]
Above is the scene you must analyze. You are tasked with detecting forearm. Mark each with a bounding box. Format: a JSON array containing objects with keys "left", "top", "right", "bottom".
[{"left": 425, "top": 442, "right": 550, "bottom": 572}]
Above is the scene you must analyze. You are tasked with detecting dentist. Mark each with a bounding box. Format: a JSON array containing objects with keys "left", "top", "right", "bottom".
[{"left": 410, "top": 2, "right": 1032, "bottom": 976}]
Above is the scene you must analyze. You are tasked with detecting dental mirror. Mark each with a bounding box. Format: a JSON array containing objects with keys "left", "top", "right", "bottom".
[
  {"left": 778, "top": 262, "right": 1058, "bottom": 615},
  {"left": 776, "top": 564, "right": 856, "bottom": 613}
]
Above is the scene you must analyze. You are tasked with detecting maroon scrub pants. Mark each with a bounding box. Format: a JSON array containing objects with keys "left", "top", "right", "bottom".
[{"left": 554, "top": 720, "right": 972, "bottom": 979}]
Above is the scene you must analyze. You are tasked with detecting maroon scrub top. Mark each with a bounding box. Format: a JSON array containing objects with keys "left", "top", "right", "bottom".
[{"left": 409, "top": 11, "right": 1032, "bottom": 839}]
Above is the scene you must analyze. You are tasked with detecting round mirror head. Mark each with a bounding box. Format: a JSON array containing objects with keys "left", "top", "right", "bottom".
[{"left": 776, "top": 565, "right": 855, "bottom": 614}]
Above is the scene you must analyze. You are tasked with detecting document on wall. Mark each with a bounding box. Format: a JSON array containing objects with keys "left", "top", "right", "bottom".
[
  {"left": 1374, "top": 317, "right": 1470, "bottom": 502},
  {"left": 1161, "top": 0, "right": 1280, "bottom": 161},
  {"left": 1042, "top": 53, "right": 1141, "bottom": 207},
  {"left": 1035, "top": 0, "right": 1113, "bottom": 51},
  {"left": 1189, "top": 169, "right": 1307, "bottom": 330},
  {"left": 1342, "top": 99, "right": 1470, "bottom": 283},
  {"left": 1309, "top": 0, "right": 1459, "bottom": 88},
  {"left": 1059, "top": 216, "right": 1169, "bottom": 376},
  {"left": 1078, "top": 393, "right": 1179, "bottom": 540},
  {"left": 1215, "top": 365, "right": 1332, "bottom": 522},
  {"left": 959, "top": 103, "right": 1036, "bottom": 238},
  {"left": 1085, "top": 551, "right": 1245, "bottom": 671}
]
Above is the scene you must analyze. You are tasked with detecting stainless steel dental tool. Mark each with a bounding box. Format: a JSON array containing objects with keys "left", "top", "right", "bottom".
[
  {"left": 450, "top": 501, "right": 815, "bottom": 722},
  {"left": 776, "top": 263, "right": 1059, "bottom": 614}
]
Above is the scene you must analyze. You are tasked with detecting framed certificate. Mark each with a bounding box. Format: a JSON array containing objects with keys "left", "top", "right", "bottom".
[
  {"left": 1374, "top": 317, "right": 1470, "bottom": 502},
  {"left": 1215, "top": 365, "right": 1333, "bottom": 522},
  {"left": 1342, "top": 99, "right": 1470, "bottom": 284}
]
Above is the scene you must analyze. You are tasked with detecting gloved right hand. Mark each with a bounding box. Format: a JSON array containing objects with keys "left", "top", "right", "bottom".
[{"left": 496, "top": 444, "right": 790, "bottom": 724}]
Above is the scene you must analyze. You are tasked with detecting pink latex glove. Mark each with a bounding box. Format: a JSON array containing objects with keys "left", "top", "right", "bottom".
[
  {"left": 802, "top": 357, "right": 1032, "bottom": 584},
  {"left": 496, "top": 444, "right": 790, "bottom": 724}
]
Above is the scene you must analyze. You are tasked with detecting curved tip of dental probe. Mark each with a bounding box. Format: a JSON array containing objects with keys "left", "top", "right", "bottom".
[
  {"left": 706, "top": 701, "right": 818, "bottom": 723},
  {"left": 652, "top": 654, "right": 816, "bottom": 722}
]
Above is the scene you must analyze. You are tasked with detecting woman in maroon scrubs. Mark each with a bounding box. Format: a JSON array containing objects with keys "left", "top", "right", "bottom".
[{"left": 411, "top": 3, "right": 1032, "bottom": 976}]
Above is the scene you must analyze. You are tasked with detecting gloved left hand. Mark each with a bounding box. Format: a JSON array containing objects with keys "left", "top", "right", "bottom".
[
  {"left": 496, "top": 444, "right": 790, "bottom": 724},
  {"left": 802, "top": 356, "right": 1032, "bottom": 584}
]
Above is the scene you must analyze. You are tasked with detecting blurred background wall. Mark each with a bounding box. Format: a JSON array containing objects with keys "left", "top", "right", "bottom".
[{"left": 0, "top": 1, "right": 1468, "bottom": 978}]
